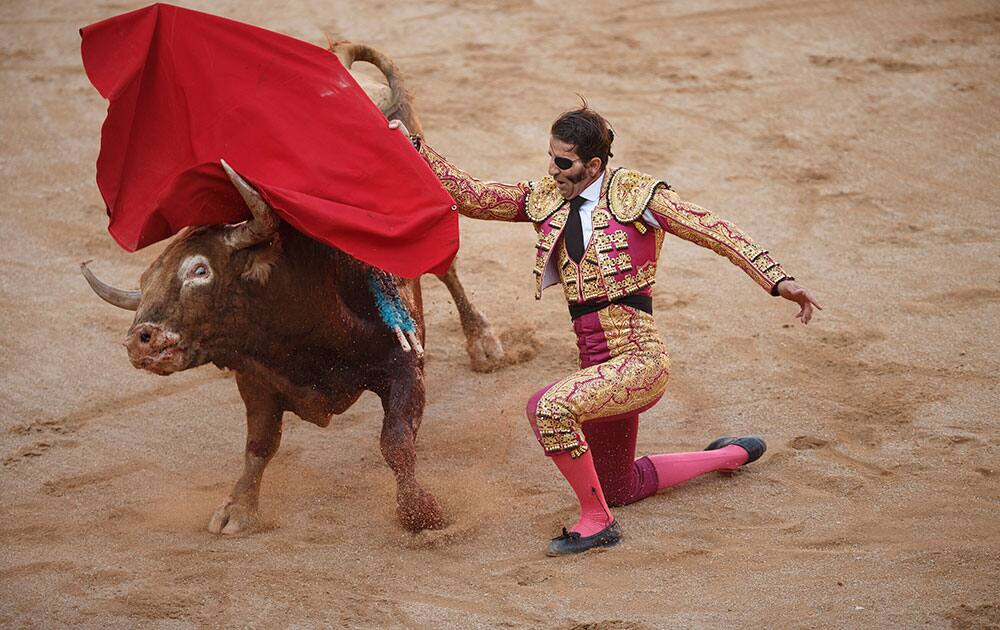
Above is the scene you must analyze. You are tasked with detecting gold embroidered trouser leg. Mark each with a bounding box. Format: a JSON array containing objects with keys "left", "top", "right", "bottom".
[{"left": 532, "top": 304, "right": 670, "bottom": 458}]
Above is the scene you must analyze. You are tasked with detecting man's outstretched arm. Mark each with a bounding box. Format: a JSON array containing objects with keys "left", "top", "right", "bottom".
[
  {"left": 646, "top": 185, "right": 822, "bottom": 323},
  {"left": 390, "top": 120, "right": 530, "bottom": 222}
]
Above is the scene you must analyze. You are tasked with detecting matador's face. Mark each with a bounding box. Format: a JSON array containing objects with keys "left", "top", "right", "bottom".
[{"left": 548, "top": 136, "right": 602, "bottom": 200}]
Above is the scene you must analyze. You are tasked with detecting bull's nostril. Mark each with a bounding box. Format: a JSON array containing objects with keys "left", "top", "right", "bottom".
[{"left": 139, "top": 332, "right": 151, "bottom": 344}]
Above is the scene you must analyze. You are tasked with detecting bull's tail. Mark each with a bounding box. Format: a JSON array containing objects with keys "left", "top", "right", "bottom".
[{"left": 329, "top": 40, "right": 424, "bottom": 137}]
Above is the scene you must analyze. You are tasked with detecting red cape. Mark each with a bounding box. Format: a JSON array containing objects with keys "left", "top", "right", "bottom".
[{"left": 80, "top": 3, "right": 457, "bottom": 277}]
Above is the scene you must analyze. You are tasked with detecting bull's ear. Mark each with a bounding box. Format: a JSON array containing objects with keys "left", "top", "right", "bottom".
[{"left": 239, "top": 235, "right": 283, "bottom": 285}]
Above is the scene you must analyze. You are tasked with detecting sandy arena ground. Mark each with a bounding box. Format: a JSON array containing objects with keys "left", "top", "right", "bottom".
[{"left": 2, "top": 0, "right": 999, "bottom": 627}]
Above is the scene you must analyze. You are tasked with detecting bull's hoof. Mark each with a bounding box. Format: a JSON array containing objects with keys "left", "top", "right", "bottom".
[
  {"left": 466, "top": 325, "right": 505, "bottom": 373},
  {"left": 207, "top": 497, "right": 260, "bottom": 535},
  {"left": 398, "top": 489, "right": 447, "bottom": 532}
]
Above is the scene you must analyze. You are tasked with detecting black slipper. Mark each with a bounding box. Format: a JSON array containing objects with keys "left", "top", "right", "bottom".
[
  {"left": 546, "top": 521, "right": 622, "bottom": 556},
  {"left": 704, "top": 435, "right": 767, "bottom": 464}
]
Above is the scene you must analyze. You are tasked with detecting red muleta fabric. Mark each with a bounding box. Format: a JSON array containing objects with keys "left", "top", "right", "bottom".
[{"left": 80, "top": 3, "right": 458, "bottom": 277}]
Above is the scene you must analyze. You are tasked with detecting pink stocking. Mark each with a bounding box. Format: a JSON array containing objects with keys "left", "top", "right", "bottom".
[
  {"left": 646, "top": 445, "right": 749, "bottom": 490},
  {"left": 550, "top": 449, "right": 614, "bottom": 537}
]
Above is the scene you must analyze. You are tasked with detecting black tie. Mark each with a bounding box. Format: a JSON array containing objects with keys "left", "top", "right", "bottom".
[{"left": 565, "top": 196, "right": 585, "bottom": 263}]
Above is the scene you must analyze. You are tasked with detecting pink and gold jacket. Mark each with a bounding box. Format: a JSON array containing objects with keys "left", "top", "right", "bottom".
[{"left": 418, "top": 143, "right": 790, "bottom": 304}]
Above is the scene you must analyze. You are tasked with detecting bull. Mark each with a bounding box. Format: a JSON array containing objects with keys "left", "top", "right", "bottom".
[{"left": 81, "top": 43, "right": 501, "bottom": 534}]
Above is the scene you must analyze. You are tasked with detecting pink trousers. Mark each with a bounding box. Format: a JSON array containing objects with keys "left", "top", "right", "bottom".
[{"left": 526, "top": 305, "right": 670, "bottom": 506}]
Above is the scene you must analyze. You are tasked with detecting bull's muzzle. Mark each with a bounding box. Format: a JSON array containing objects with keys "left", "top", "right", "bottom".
[{"left": 124, "top": 323, "right": 185, "bottom": 375}]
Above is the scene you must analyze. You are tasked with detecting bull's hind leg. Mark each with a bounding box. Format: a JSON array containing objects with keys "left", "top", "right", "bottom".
[
  {"left": 437, "top": 259, "right": 505, "bottom": 373},
  {"left": 376, "top": 366, "right": 445, "bottom": 531},
  {"left": 208, "top": 373, "right": 283, "bottom": 535}
]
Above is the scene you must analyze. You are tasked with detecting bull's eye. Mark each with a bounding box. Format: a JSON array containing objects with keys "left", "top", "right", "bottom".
[{"left": 179, "top": 256, "right": 213, "bottom": 285}]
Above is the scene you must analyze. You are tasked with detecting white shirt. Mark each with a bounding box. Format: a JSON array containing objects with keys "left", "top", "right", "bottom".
[{"left": 576, "top": 172, "right": 604, "bottom": 249}]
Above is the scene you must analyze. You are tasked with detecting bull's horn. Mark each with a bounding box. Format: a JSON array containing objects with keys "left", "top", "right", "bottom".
[
  {"left": 220, "top": 159, "right": 280, "bottom": 250},
  {"left": 80, "top": 261, "right": 140, "bottom": 311}
]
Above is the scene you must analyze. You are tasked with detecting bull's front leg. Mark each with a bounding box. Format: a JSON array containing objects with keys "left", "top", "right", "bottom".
[
  {"left": 436, "top": 259, "right": 505, "bottom": 373},
  {"left": 208, "top": 373, "right": 283, "bottom": 535},
  {"left": 376, "top": 367, "right": 446, "bottom": 531}
]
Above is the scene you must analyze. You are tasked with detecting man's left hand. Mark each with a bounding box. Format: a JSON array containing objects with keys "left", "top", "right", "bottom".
[{"left": 777, "top": 280, "right": 822, "bottom": 324}]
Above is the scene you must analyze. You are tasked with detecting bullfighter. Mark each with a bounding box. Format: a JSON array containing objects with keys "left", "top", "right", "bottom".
[{"left": 390, "top": 105, "right": 821, "bottom": 555}]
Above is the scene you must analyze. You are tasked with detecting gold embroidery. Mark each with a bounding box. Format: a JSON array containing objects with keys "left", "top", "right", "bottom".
[
  {"left": 535, "top": 231, "right": 556, "bottom": 252},
  {"left": 593, "top": 209, "right": 610, "bottom": 229},
  {"left": 533, "top": 250, "right": 546, "bottom": 278},
  {"left": 420, "top": 144, "right": 528, "bottom": 221},
  {"left": 549, "top": 210, "right": 568, "bottom": 230},
  {"left": 595, "top": 233, "right": 614, "bottom": 253},
  {"left": 604, "top": 263, "right": 657, "bottom": 300},
  {"left": 597, "top": 252, "right": 616, "bottom": 277},
  {"left": 608, "top": 169, "right": 663, "bottom": 222},
  {"left": 558, "top": 241, "right": 616, "bottom": 304},
  {"left": 554, "top": 179, "right": 665, "bottom": 303},
  {"left": 581, "top": 259, "right": 607, "bottom": 301},
  {"left": 648, "top": 188, "right": 789, "bottom": 293},
  {"left": 532, "top": 207, "right": 571, "bottom": 298},
  {"left": 526, "top": 177, "right": 566, "bottom": 221},
  {"left": 610, "top": 230, "right": 629, "bottom": 250},
  {"left": 556, "top": 246, "right": 578, "bottom": 302},
  {"left": 534, "top": 305, "right": 671, "bottom": 456}
]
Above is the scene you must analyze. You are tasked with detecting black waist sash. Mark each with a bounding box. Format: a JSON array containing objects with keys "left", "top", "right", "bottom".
[{"left": 568, "top": 294, "right": 653, "bottom": 320}]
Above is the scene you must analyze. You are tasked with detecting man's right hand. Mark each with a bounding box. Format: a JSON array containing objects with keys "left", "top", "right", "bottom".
[
  {"left": 388, "top": 119, "right": 410, "bottom": 137},
  {"left": 777, "top": 280, "right": 822, "bottom": 324}
]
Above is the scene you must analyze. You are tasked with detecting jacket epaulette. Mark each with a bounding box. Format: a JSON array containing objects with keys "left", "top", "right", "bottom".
[
  {"left": 607, "top": 168, "right": 664, "bottom": 223},
  {"left": 525, "top": 176, "right": 565, "bottom": 222}
]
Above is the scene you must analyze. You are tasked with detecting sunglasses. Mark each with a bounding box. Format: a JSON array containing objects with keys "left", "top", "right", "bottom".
[{"left": 551, "top": 155, "right": 580, "bottom": 170}]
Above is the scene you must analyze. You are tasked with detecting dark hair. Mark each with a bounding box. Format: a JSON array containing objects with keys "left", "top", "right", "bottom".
[{"left": 550, "top": 100, "right": 615, "bottom": 169}]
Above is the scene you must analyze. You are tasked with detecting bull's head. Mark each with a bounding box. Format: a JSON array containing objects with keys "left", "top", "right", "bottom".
[{"left": 82, "top": 162, "right": 280, "bottom": 375}]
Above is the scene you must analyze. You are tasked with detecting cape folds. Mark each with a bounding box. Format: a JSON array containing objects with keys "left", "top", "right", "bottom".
[{"left": 80, "top": 3, "right": 458, "bottom": 277}]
